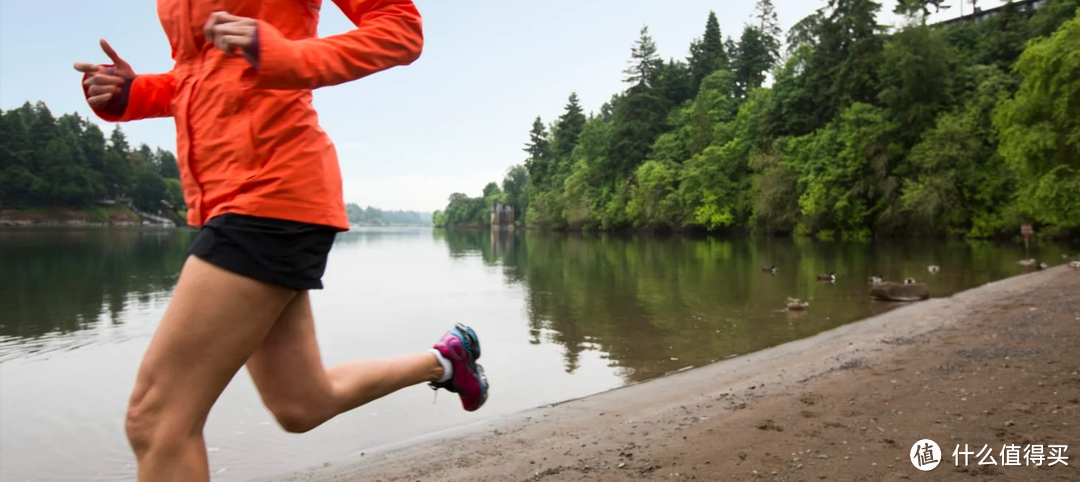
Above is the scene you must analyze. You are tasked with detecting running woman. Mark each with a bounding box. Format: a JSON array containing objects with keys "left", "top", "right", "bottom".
[{"left": 73, "top": 2, "right": 488, "bottom": 481}]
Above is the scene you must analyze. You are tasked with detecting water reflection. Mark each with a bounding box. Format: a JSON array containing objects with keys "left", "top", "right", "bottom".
[
  {"left": 0, "top": 228, "right": 194, "bottom": 360},
  {"left": 435, "top": 229, "right": 1071, "bottom": 382},
  {"left": 0, "top": 227, "right": 1073, "bottom": 482}
]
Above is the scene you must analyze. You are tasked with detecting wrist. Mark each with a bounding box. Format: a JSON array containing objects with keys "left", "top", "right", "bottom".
[
  {"left": 106, "top": 76, "right": 135, "bottom": 116},
  {"left": 242, "top": 27, "right": 261, "bottom": 69}
]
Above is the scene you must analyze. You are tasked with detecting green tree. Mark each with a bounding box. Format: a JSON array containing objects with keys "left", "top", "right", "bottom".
[
  {"left": 501, "top": 164, "right": 529, "bottom": 221},
  {"left": 133, "top": 167, "right": 167, "bottom": 212},
  {"left": 754, "top": 0, "right": 783, "bottom": 61},
  {"left": 805, "top": 0, "right": 886, "bottom": 130},
  {"left": 994, "top": 11, "right": 1080, "bottom": 233},
  {"left": 433, "top": 4, "right": 1080, "bottom": 240},
  {"left": 623, "top": 26, "right": 663, "bottom": 88},
  {"left": 688, "top": 11, "right": 729, "bottom": 92},
  {"left": 0, "top": 101, "right": 181, "bottom": 212},
  {"left": 155, "top": 148, "right": 179, "bottom": 179},
  {"left": 1028, "top": 0, "right": 1080, "bottom": 39},
  {"left": 554, "top": 93, "right": 587, "bottom": 159},
  {"left": 901, "top": 66, "right": 1017, "bottom": 237},
  {"left": 657, "top": 59, "right": 695, "bottom": 107},
  {"left": 878, "top": 23, "right": 956, "bottom": 147},
  {"left": 786, "top": 11, "right": 824, "bottom": 55},
  {"left": 482, "top": 182, "right": 502, "bottom": 199},
  {"left": 523, "top": 116, "right": 553, "bottom": 187}
]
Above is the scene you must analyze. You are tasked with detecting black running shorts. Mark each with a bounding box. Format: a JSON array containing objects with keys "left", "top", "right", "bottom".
[{"left": 187, "top": 213, "right": 338, "bottom": 291}]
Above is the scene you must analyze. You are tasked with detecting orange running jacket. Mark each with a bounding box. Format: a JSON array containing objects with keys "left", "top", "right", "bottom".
[{"left": 82, "top": 0, "right": 424, "bottom": 230}]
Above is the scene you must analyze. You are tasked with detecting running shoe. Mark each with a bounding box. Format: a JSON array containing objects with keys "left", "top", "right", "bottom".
[{"left": 430, "top": 323, "right": 488, "bottom": 411}]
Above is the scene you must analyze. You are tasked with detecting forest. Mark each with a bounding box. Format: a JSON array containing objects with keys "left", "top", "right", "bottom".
[
  {"left": 347, "top": 204, "right": 433, "bottom": 226},
  {"left": 0, "top": 102, "right": 184, "bottom": 216},
  {"left": 436, "top": 0, "right": 1080, "bottom": 240},
  {"left": 0, "top": 102, "right": 437, "bottom": 227}
]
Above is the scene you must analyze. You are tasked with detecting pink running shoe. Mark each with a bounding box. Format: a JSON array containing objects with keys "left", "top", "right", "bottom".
[{"left": 430, "top": 323, "right": 488, "bottom": 411}]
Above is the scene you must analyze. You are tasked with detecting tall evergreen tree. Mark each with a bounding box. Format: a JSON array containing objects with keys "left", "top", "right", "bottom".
[
  {"left": 523, "top": 116, "right": 553, "bottom": 186},
  {"left": 787, "top": 11, "right": 824, "bottom": 54},
  {"left": 804, "top": 0, "right": 886, "bottom": 130},
  {"left": 554, "top": 93, "right": 587, "bottom": 158},
  {"left": 688, "top": 11, "right": 729, "bottom": 92},
  {"left": 623, "top": 26, "right": 663, "bottom": 88},
  {"left": 733, "top": 26, "right": 770, "bottom": 97},
  {"left": 104, "top": 126, "right": 133, "bottom": 198},
  {"left": 755, "top": 0, "right": 783, "bottom": 59},
  {"left": 732, "top": 1, "right": 783, "bottom": 98}
]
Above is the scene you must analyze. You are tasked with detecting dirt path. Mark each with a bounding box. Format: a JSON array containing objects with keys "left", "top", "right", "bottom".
[{"left": 265, "top": 267, "right": 1080, "bottom": 482}]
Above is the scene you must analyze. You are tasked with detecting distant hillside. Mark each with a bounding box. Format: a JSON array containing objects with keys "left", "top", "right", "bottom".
[{"left": 346, "top": 203, "right": 432, "bottom": 227}]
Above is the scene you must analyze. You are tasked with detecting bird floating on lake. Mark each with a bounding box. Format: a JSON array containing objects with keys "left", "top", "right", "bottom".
[
  {"left": 927, "top": 265, "right": 940, "bottom": 274},
  {"left": 762, "top": 265, "right": 777, "bottom": 274},
  {"left": 786, "top": 297, "right": 810, "bottom": 311},
  {"left": 817, "top": 271, "right": 836, "bottom": 282}
]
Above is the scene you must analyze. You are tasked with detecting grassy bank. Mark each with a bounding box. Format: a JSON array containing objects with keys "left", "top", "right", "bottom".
[{"left": 0, "top": 206, "right": 144, "bottom": 226}]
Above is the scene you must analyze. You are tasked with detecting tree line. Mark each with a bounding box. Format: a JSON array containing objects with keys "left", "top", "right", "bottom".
[
  {"left": 0, "top": 102, "right": 185, "bottom": 215},
  {"left": 438, "top": 0, "right": 1080, "bottom": 240},
  {"left": 347, "top": 203, "right": 433, "bottom": 226}
]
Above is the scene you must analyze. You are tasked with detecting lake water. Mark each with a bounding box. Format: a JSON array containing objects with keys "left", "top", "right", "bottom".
[{"left": 0, "top": 227, "right": 1071, "bottom": 481}]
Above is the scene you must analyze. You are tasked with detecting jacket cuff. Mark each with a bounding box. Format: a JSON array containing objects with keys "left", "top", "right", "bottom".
[
  {"left": 244, "top": 20, "right": 301, "bottom": 89},
  {"left": 243, "top": 27, "right": 260, "bottom": 69}
]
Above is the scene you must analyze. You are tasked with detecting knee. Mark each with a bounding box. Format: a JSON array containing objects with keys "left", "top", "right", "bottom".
[
  {"left": 125, "top": 384, "right": 186, "bottom": 458},
  {"left": 125, "top": 395, "right": 160, "bottom": 458},
  {"left": 267, "top": 402, "right": 325, "bottom": 434}
]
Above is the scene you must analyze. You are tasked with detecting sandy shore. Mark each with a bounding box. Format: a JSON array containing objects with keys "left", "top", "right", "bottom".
[{"left": 263, "top": 266, "right": 1079, "bottom": 482}]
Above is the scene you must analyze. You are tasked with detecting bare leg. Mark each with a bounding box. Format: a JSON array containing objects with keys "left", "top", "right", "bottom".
[
  {"left": 125, "top": 256, "right": 297, "bottom": 482},
  {"left": 245, "top": 291, "right": 444, "bottom": 433}
]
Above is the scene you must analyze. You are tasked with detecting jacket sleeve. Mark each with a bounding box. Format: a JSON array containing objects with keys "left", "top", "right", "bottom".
[
  {"left": 82, "top": 67, "right": 177, "bottom": 122},
  {"left": 250, "top": 0, "right": 423, "bottom": 91}
]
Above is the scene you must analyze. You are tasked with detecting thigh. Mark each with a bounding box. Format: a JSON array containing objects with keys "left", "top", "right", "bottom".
[
  {"left": 245, "top": 291, "right": 333, "bottom": 410},
  {"left": 129, "top": 255, "right": 297, "bottom": 428}
]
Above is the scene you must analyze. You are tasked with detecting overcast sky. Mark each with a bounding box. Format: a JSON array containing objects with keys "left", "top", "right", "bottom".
[{"left": 0, "top": 0, "right": 976, "bottom": 212}]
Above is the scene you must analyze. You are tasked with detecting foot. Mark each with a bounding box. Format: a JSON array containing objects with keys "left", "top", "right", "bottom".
[{"left": 430, "top": 323, "right": 488, "bottom": 411}]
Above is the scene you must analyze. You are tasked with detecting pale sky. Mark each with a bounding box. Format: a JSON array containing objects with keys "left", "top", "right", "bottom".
[{"left": 0, "top": 0, "right": 972, "bottom": 212}]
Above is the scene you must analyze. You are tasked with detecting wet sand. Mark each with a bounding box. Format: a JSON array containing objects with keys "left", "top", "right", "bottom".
[{"left": 264, "top": 266, "right": 1079, "bottom": 482}]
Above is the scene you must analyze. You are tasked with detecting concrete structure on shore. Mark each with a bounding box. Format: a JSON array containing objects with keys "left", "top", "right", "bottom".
[{"left": 490, "top": 202, "right": 515, "bottom": 230}]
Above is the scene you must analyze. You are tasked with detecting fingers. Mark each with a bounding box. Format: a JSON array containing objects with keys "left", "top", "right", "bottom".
[
  {"left": 210, "top": 22, "right": 257, "bottom": 38},
  {"left": 215, "top": 35, "right": 255, "bottom": 55},
  {"left": 87, "top": 84, "right": 120, "bottom": 98},
  {"left": 73, "top": 62, "right": 100, "bottom": 73},
  {"left": 84, "top": 73, "right": 126, "bottom": 87},
  {"left": 204, "top": 11, "right": 256, "bottom": 54},
  {"left": 87, "top": 92, "right": 114, "bottom": 108},
  {"left": 205, "top": 11, "right": 249, "bottom": 28},
  {"left": 99, "top": 39, "right": 127, "bottom": 67}
]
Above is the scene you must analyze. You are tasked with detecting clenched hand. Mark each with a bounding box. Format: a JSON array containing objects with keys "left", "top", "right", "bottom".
[{"left": 204, "top": 12, "right": 258, "bottom": 56}]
